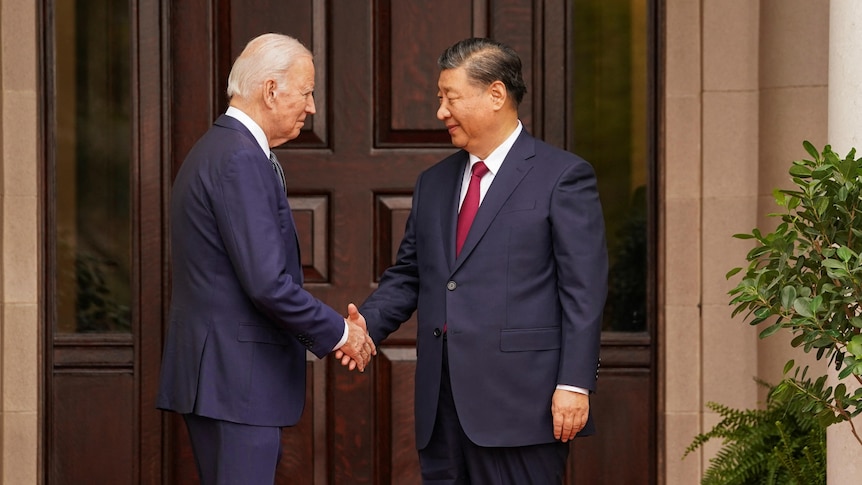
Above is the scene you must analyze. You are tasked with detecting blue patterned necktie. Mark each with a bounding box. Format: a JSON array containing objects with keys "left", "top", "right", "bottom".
[{"left": 270, "top": 151, "right": 286, "bottom": 193}]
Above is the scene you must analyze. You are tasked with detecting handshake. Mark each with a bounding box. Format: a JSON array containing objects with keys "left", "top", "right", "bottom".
[{"left": 335, "top": 303, "right": 377, "bottom": 372}]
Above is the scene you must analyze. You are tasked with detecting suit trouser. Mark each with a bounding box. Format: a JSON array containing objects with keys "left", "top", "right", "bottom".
[
  {"left": 183, "top": 413, "right": 282, "bottom": 485},
  {"left": 418, "top": 338, "right": 569, "bottom": 485}
]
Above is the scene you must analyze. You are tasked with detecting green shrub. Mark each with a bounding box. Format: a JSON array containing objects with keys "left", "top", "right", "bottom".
[
  {"left": 727, "top": 142, "right": 862, "bottom": 444},
  {"left": 684, "top": 380, "right": 825, "bottom": 485}
]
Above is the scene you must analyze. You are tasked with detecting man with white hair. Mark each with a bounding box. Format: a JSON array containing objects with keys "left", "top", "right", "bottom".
[{"left": 156, "top": 33, "right": 374, "bottom": 484}]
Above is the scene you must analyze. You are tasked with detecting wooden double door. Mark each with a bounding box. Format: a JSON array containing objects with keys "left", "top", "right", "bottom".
[{"left": 46, "top": 0, "right": 655, "bottom": 483}]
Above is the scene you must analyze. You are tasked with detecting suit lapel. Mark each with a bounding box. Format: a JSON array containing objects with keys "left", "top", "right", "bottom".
[{"left": 452, "top": 132, "right": 535, "bottom": 272}]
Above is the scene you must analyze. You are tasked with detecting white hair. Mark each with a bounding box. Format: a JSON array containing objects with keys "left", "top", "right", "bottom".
[{"left": 226, "top": 33, "right": 311, "bottom": 99}]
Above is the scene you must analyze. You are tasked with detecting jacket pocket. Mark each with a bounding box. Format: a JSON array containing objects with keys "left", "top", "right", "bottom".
[
  {"left": 500, "top": 326, "right": 561, "bottom": 351},
  {"left": 237, "top": 322, "right": 291, "bottom": 345}
]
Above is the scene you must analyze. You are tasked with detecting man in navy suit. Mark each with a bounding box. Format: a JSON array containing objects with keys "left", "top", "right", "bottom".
[
  {"left": 156, "top": 33, "right": 374, "bottom": 484},
  {"left": 355, "top": 38, "right": 608, "bottom": 484}
]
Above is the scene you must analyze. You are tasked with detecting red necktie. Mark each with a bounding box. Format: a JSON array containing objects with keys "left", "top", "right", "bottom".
[{"left": 456, "top": 161, "right": 489, "bottom": 256}]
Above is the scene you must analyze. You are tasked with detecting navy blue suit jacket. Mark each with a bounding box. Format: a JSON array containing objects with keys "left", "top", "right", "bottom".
[
  {"left": 157, "top": 114, "right": 344, "bottom": 427},
  {"left": 361, "top": 130, "right": 608, "bottom": 448}
]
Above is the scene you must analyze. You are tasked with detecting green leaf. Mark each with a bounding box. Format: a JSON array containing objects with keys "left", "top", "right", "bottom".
[
  {"left": 815, "top": 197, "right": 830, "bottom": 216},
  {"left": 803, "top": 140, "right": 819, "bottom": 159},
  {"left": 773, "top": 188, "right": 786, "bottom": 206},
  {"left": 847, "top": 335, "right": 862, "bottom": 358},
  {"left": 787, "top": 196, "right": 801, "bottom": 210},
  {"left": 759, "top": 321, "right": 784, "bottom": 339},
  {"left": 840, "top": 159, "right": 855, "bottom": 180},
  {"left": 725, "top": 267, "right": 743, "bottom": 279},
  {"left": 781, "top": 286, "right": 797, "bottom": 309},
  {"left": 733, "top": 233, "right": 755, "bottom": 240},
  {"left": 810, "top": 295, "right": 823, "bottom": 315},
  {"left": 755, "top": 307, "right": 773, "bottom": 319},
  {"left": 812, "top": 337, "right": 833, "bottom": 348},
  {"left": 789, "top": 164, "right": 813, "bottom": 177},
  {"left": 838, "top": 185, "right": 849, "bottom": 202},
  {"left": 826, "top": 267, "right": 850, "bottom": 279},
  {"left": 783, "top": 359, "right": 795, "bottom": 374},
  {"left": 837, "top": 246, "right": 854, "bottom": 262},
  {"left": 838, "top": 364, "right": 856, "bottom": 379},
  {"left": 793, "top": 298, "right": 814, "bottom": 318}
]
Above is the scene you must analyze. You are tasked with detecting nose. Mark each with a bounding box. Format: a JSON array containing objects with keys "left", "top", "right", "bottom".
[
  {"left": 307, "top": 94, "right": 316, "bottom": 115},
  {"left": 436, "top": 103, "right": 449, "bottom": 120}
]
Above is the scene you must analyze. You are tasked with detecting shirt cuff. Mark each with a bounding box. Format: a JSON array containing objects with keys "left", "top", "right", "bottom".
[
  {"left": 556, "top": 384, "right": 589, "bottom": 395},
  {"left": 332, "top": 320, "right": 349, "bottom": 352}
]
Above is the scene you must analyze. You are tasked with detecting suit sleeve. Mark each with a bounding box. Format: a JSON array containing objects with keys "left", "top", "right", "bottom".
[
  {"left": 551, "top": 160, "right": 608, "bottom": 391},
  {"left": 213, "top": 149, "right": 344, "bottom": 358},
  {"left": 360, "top": 176, "right": 423, "bottom": 344}
]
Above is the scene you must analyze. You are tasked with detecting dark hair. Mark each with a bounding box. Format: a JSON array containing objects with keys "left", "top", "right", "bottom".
[{"left": 438, "top": 38, "right": 527, "bottom": 106}]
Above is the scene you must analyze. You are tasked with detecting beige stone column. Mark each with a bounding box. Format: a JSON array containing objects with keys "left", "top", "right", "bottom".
[
  {"left": 1, "top": 0, "right": 41, "bottom": 483},
  {"left": 827, "top": 1, "right": 862, "bottom": 482}
]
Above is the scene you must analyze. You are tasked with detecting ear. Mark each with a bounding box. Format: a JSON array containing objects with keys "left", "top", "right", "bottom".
[
  {"left": 488, "top": 80, "right": 508, "bottom": 110},
  {"left": 262, "top": 79, "right": 279, "bottom": 109}
]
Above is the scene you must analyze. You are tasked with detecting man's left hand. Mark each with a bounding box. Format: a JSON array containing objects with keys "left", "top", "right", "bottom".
[{"left": 552, "top": 389, "right": 589, "bottom": 442}]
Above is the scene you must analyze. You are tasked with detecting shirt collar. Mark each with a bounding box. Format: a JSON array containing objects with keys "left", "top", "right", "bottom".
[
  {"left": 225, "top": 106, "right": 271, "bottom": 157},
  {"left": 468, "top": 120, "right": 523, "bottom": 175}
]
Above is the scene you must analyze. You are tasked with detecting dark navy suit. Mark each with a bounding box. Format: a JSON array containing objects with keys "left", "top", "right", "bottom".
[
  {"left": 361, "top": 130, "right": 607, "bottom": 480},
  {"left": 157, "top": 114, "right": 344, "bottom": 480}
]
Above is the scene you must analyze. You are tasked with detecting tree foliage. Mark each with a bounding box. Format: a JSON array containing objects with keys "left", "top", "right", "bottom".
[{"left": 728, "top": 141, "right": 862, "bottom": 445}]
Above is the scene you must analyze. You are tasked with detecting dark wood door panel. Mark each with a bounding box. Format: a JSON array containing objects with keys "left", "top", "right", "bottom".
[
  {"left": 374, "top": 0, "right": 474, "bottom": 146},
  {"left": 571, "top": 368, "right": 652, "bottom": 483},
  {"left": 374, "top": 348, "right": 422, "bottom": 484},
  {"left": 51, "top": 372, "right": 135, "bottom": 484}
]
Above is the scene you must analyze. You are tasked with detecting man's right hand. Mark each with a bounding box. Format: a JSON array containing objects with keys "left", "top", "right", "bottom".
[{"left": 337, "top": 303, "right": 376, "bottom": 371}]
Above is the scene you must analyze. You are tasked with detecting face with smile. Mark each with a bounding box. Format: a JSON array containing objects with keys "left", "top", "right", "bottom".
[
  {"left": 436, "top": 66, "right": 498, "bottom": 158},
  {"left": 269, "top": 56, "right": 316, "bottom": 146}
]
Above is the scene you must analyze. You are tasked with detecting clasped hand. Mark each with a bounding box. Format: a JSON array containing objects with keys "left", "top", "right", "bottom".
[{"left": 336, "top": 303, "right": 377, "bottom": 372}]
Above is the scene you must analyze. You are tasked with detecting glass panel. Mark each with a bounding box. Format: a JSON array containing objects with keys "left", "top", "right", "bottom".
[
  {"left": 54, "top": 0, "right": 132, "bottom": 333},
  {"left": 572, "top": 0, "right": 649, "bottom": 332}
]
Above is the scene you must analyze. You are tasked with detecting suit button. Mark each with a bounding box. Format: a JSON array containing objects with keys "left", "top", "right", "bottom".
[
  {"left": 433, "top": 328, "right": 442, "bottom": 337},
  {"left": 447, "top": 281, "right": 457, "bottom": 290}
]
